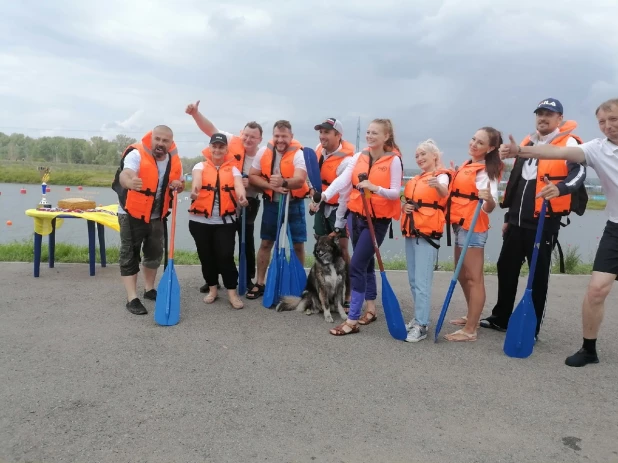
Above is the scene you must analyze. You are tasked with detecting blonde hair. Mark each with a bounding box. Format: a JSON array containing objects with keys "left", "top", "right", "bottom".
[
  {"left": 416, "top": 138, "right": 443, "bottom": 169},
  {"left": 371, "top": 118, "right": 401, "bottom": 154}
]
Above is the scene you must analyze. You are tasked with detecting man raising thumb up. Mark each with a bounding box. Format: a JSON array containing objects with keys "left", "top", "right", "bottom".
[{"left": 536, "top": 175, "right": 560, "bottom": 200}]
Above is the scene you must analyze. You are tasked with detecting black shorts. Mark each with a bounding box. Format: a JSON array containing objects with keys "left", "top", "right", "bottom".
[{"left": 593, "top": 220, "right": 618, "bottom": 277}]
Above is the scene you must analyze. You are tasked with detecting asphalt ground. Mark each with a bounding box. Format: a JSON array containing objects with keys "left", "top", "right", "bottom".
[{"left": 1, "top": 262, "right": 617, "bottom": 463}]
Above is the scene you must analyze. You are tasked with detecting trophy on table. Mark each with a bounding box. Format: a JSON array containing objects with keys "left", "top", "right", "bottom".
[{"left": 38, "top": 166, "right": 52, "bottom": 209}]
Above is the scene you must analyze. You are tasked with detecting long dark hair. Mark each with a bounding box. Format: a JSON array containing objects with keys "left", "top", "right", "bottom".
[{"left": 478, "top": 126, "right": 504, "bottom": 181}]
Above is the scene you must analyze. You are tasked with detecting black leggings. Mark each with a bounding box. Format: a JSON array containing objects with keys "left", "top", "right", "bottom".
[{"left": 189, "top": 220, "right": 238, "bottom": 289}]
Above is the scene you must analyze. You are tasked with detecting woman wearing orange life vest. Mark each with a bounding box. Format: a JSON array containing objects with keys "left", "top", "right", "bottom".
[
  {"left": 188, "top": 133, "right": 249, "bottom": 310},
  {"left": 444, "top": 127, "right": 504, "bottom": 342},
  {"left": 318, "top": 118, "right": 403, "bottom": 336},
  {"left": 401, "top": 139, "right": 451, "bottom": 342}
]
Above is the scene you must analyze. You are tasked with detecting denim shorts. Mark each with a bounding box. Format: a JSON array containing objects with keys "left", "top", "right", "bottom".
[
  {"left": 452, "top": 223, "right": 488, "bottom": 249},
  {"left": 260, "top": 197, "right": 307, "bottom": 244}
]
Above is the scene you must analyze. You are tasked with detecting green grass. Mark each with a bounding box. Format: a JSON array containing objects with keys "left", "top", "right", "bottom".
[
  {"left": 0, "top": 161, "right": 116, "bottom": 187},
  {"left": 0, "top": 240, "right": 594, "bottom": 275},
  {"left": 587, "top": 199, "right": 606, "bottom": 210}
]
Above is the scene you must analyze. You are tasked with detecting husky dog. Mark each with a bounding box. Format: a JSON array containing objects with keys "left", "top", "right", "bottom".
[{"left": 276, "top": 235, "right": 348, "bottom": 323}]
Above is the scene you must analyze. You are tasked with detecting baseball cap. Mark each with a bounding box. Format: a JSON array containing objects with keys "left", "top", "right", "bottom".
[
  {"left": 209, "top": 133, "right": 228, "bottom": 145},
  {"left": 314, "top": 118, "right": 344, "bottom": 136},
  {"left": 534, "top": 98, "right": 563, "bottom": 114}
]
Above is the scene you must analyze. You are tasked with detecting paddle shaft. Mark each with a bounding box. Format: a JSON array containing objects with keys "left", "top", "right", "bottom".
[
  {"left": 526, "top": 200, "right": 547, "bottom": 287},
  {"left": 169, "top": 189, "right": 177, "bottom": 259},
  {"left": 451, "top": 199, "right": 484, "bottom": 281},
  {"left": 357, "top": 174, "right": 385, "bottom": 273}
]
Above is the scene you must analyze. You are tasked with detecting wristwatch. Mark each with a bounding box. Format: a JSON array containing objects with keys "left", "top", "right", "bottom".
[
  {"left": 334, "top": 227, "right": 342, "bottom": 234},
  {"left": 282, "top": 179, "right": 289, "bottom": 188}
]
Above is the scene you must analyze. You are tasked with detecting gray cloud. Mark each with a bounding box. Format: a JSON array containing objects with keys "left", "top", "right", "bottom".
[{"left": 1, "top": 0, "right": 616, "bottom": 172}]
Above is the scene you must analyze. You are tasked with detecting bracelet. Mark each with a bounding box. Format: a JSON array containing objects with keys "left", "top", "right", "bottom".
[{"left": 517, "top": 146, "right": 522, "bottom": 154}]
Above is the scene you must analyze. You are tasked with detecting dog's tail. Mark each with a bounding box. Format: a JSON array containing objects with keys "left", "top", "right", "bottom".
[{"left": 275, "top": 296, "right": 305, "bottom": 312}]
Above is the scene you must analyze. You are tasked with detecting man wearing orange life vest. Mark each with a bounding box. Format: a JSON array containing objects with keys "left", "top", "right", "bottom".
[
  {"left": 112, "top": 125, "right": 184, "bottom": 315},
  {"left": 480, "top": 98, "right": 587, "bottom": 339},
  {"left": 247, "top": 120, "right": 309, "bottom": 300},
  {"left": 185, "top": 100, "right": 264, "bottom": 294},
  {"left": 308, "top": 118, "right": 355, "bottom": 309}
]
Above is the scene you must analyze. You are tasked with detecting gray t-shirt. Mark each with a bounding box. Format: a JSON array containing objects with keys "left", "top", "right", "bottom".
[
  {"left": 581, "top": 137, "right": 618, "bottom": 223},
  {"left": 117, "top": 150, "right": 169, "bottom": 219}
]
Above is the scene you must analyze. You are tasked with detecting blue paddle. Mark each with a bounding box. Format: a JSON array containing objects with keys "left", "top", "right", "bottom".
[
  {"left": 503, "top": 199, "right": 547, "bottom": 358},
  {"left": 434, "top": 199, "right": 484, "bottom": 341},
  {"left": 288, "top": 225, "right": 306, "bottom": 295},
  {"left": 263, "top": 195, "right": 286, "bottom": 308},
  {"left": 154, "top": 190, "right": 181, "bottom": 326},
  {"left": 238, "top": 175, "right": 248, "bottom": 296},
  {"left": 302, "top": 147, "right": 322, "bottom": 195},
  {"left": 278, "top": 193, "right": 291, "bottom": 298},
  {"left": 357, "top": 173, "right": 407, "bottom": 341}
]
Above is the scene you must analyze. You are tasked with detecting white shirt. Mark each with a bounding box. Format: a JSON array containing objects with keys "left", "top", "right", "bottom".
[
  {"left": 189, "top": 161, "right": 241, "bottom": 225},
  {"left": 522, "top": 129, "right": 581, "bottom": 180},
  {"left": 117, "top": 150, "right": 182, "bottom": 219},
  {"left": 251, "top": 144, "right": 307, "bottom": 201},
  {"left": 581, "top": 138, "right": 618, "bottom": 223},
  {"left": 475, "top": 170, "right": 500, "bottom": 215},
  {"left": 323, "top": 152, "right": 402, "bottom": 227}
]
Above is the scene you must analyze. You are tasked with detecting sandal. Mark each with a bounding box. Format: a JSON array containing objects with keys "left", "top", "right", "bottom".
[
  {"left": 246, "top": 283, "right": 264, "bottom": 300},
  {"left": 229, "top": 296, "right": 244, "bottom": 310},
  {"left": 444, "top": 329, "right": 477, "bottom": 342},
  {"left": 449, "top": 315, "right": 480, "bottom": 327},
  {"left": 329, "top": 321, "right": 360, "bottom": 336},
  {"left": 203, "top": 293, "right": 218, "bottom": 304},
  {"left": 358, "top": 311, "right": 377, "bottom": 325}
]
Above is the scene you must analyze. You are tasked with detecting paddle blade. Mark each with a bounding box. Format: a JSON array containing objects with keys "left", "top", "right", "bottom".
[
  {"left": 434, "top": 279, "right": 457, "bottom": 342},
  {"left": 302, "top": 147, "right": 322, "bottom": 192},
  {"left": 380, "top": 272, "right": 407, "bottom": 341},
  {"left": 503, "top": 289, "right": 537, "bottom": 359},
  {"left": 154, "top": 259, "right": 181, "bottom": 326},
  {"left": 279, "top": 250, "right": 291, "bottom": 297},
  {"left": 263, "top": 254, "right": 279, "bottom": 308},
  {"left": 238, "top": 241, "right": 247, "bottom": 296}
]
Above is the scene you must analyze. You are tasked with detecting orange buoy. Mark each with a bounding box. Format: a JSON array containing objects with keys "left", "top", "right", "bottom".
[
  {"left": 78, "top": 186, "right": 83, "bottom": 190},
  {"left": 6, "top": 220, "right": 12, "bottom": 226},
  {"left": 46, "top": 187, "right": 51, "bottom": 192},
  {"left": 65, "top": 187, "right": 70, "bottom": 191},
  {"left": 98, "top": 204, "right": 103, "bottom": 207},
  {"left": 20, "top": 188, "right": 26, "bottom": 194}
]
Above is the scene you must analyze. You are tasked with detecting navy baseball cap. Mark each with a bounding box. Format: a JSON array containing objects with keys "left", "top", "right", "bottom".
[
  {"left": 209, "top": 133, "right": 228, "bottom": 145},
  {"left": 534, "top": 98, "right": 563, "bottom": 114}
]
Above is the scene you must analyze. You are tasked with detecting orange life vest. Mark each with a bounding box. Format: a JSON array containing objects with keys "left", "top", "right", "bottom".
[
  {"left": 188, "top": 160, "right": 238, "bottom": 220},
  {"left": 520, "top": 120, "right": 584, "bottom": 218},
  {"left": 347, "top": 149, "right": 402, "bottom": 220},
  {"left": 201, "top": 136, "right": 245, "bottom": 172},
  {"left": 401, "top": 169, "right": 452, "bottom": 240},
  {"left": 259, "top": 139, "right": 309, "bottom": 200},
  {"left": 114, "top": 131, "right": 182, "bottom": 223},
  {"left": 448, "top": 161, "right": 492, "bottom": 233},
  {"left": 316, "top": 140, "right": 355, "bottom": 205}
]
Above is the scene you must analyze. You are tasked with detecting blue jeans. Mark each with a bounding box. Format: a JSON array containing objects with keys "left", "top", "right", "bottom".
[
  {"left": 453, "top": 224, "right": 488, "bottom": 248},
  {"left": 405, "top": 236, "right": 438, "bottom": 326},
  {"left": 260, "top": 197, "right": 307, "bottom": 244}
]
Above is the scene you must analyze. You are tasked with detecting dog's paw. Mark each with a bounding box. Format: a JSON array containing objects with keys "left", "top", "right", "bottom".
[
  {"left": 324, "top": 313, "right": 334, "bottom": 323},
  {"left": 311, "top": 307, "right": 320, "bottom": 314},
  {"left": 304, "top": 308, "right": 312, "bottom": 316}
]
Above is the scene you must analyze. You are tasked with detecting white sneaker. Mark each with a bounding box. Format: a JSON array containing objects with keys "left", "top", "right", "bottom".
[
  {"left": 405, "top": 324, "right": 427, "bottom": 343},
  {"left": 405, "top": 320, "right": 415, "bottom": 331}
]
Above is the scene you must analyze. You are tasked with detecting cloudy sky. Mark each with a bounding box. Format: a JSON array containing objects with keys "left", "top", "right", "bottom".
[{"left": 1, "top": 0, "right": 617, "bottom": 168}]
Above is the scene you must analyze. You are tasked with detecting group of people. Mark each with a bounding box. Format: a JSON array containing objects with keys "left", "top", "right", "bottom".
[{"left": 111, "top": 96, "right": 618, "bottom": 369}]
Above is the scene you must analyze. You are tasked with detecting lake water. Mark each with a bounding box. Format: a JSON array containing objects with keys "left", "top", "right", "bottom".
[{"left": 0, "top": 182, "right": 605, "bottom": 264}]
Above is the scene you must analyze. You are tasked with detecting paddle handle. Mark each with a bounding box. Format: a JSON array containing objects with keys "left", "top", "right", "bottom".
[
  {"left": 357, "top": 173, "right": 385, "bottom": 273},
  {"left": 527, "top": 199, "right": 547, "bottom": 287},
  {"left": 168, "top": 189, "right": 178, "bottom": 259}
]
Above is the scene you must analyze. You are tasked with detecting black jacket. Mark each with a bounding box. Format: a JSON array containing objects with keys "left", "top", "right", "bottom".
[{"left": 501, "top": 156, "right": 587, "bottom": 233}]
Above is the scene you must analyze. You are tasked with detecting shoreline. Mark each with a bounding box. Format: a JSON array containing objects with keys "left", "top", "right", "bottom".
[{"left": 0, "top": 241, "right": 595, "bottom": 275}]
